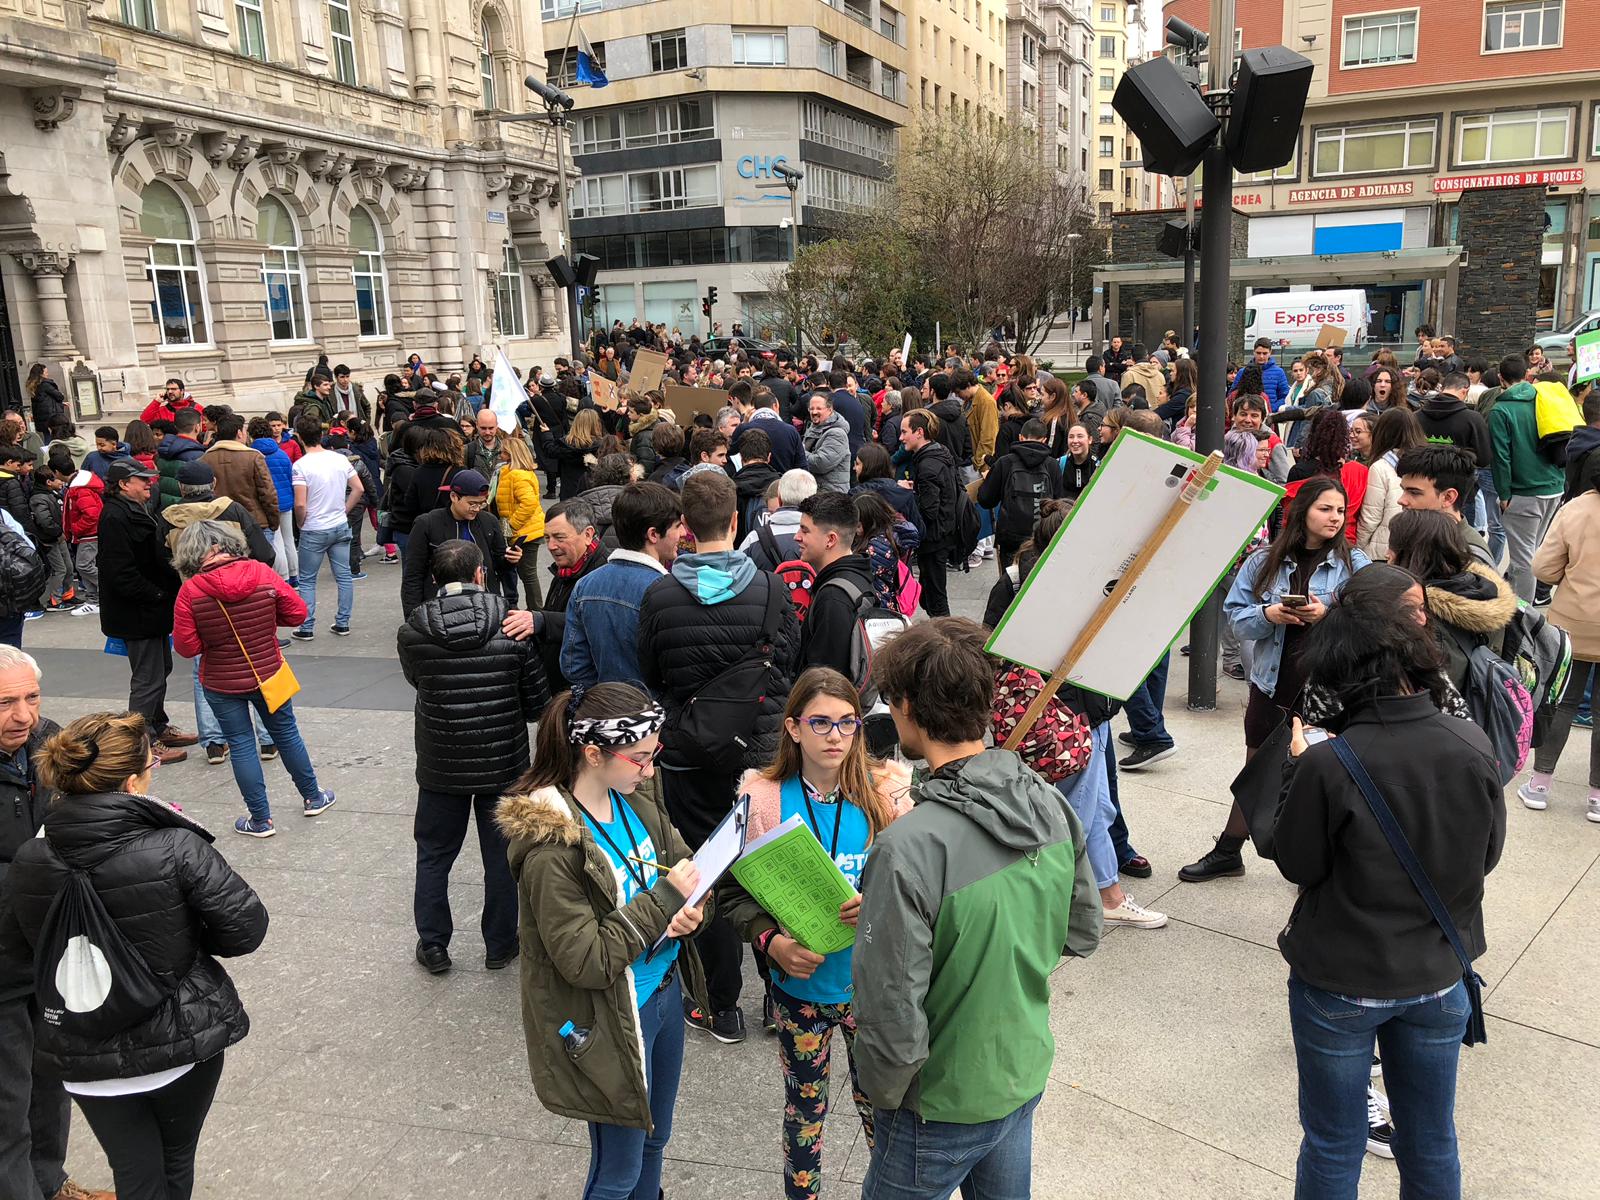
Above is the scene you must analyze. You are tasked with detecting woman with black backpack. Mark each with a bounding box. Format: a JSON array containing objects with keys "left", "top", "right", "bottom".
[{"left": 0, "top": 711, "right": 267, "bottom": 1199}]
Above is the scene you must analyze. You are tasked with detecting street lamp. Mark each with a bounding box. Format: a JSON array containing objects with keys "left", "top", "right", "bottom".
[
  {"left": 507, "top": 75, "right": 581, "bottom": 355},
  {"left": 762, "top": 161, "right": 805, "bottom": 352},
  {"left": 1067, "top": 232, "right": 1082, "bottom": 343}
]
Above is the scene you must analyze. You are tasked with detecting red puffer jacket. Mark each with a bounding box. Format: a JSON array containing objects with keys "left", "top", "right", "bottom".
[
  {"left": 173, "top": 557, "right": 307, "bottom": 694},
  {"left": 64, "top": 470, "right": 103, "bottom": 541}
]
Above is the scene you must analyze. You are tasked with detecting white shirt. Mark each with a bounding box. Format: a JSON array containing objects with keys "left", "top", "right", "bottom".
[{"left": 292, "top": 449, "right": 356, "bottom": 532}]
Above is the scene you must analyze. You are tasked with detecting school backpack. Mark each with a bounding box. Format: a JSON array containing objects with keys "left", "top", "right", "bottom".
[
  {"left": 952, "top": 488, "right": 981, "bottom": 569},
  {"left": 35, "top": 867, "right": 172, "bottom": 1038},
  {"left": 659, "top": 574, "right": 789, "bottom": 775},
  {"left": 1459, "top": 644, "right": 1535, "bottom": 786},
  {"left": 1532, "top": 381, "right": 1583, "bottom": 464},
  {"left": 818, "top": 575, "right": 911, "bottom": 708},
  {"left": 756, "top": 522, "right": 816, "bottom": 621},
  {"left": 999, "top": 457, "right": 1052, "bottom": 538},
  {"left": 1498, "top": 601, "right": 1573, "bottom": 747},
  {"left": 865, "top": 535, "right": 921, "bottom": 616}
]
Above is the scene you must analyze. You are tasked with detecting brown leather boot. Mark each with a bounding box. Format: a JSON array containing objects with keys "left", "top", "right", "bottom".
[{"left": 52, "top": 1179, "right": 115, "bottom": 1200}]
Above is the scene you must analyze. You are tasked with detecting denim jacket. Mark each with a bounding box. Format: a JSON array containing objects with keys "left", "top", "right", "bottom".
[
  {"left": 558, "top": 550, "right": 668, "bottom": 691},
  {"left": 1224, "top": 544, "right": 1371, "bottom": 697}
]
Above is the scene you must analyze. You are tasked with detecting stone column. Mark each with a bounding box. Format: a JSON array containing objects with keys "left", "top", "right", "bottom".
[
  {"left": 11, "top": 250, "right": 81, "bottom": 358},
  {"left": 532, "top": 271, "right": 560, "bottom": 337}
]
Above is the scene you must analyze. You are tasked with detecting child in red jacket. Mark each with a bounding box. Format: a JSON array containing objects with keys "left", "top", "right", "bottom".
[{"left": 63, "top": 467, "right": 104, "bottom": 614}]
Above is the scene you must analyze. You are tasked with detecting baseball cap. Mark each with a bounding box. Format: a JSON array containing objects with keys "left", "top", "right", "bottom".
[
  {"left": 107, "top": 460, "right": 158, "bottom": 484},
  {"left": 449, "top": 469, "right": 490, "bottom": 496},
  {"left": 176, "top": 460, "right": 215, "bottom": 486}
]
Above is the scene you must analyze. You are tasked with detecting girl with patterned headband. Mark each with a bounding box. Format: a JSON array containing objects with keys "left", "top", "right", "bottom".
[{"left": 494, "top": 682, "right": 712, "bottom": 1200}]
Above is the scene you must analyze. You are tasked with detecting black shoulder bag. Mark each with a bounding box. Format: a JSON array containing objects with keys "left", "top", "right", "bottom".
[{"left": 1329, "top": 738, "right": 1487, "bottom": 1047}]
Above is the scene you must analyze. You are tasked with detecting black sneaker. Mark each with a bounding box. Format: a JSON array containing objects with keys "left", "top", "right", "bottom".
[
  {"left": 1366, "top": 1087, "right": 1394, "bottom": 1158},
  {"left": 1178, "top": 838, "right": 1246, "bottom": 883},
  {"left": 291, "top": 629, "right": 314, "bottom": 641},
  {"left": 485, "top": 947, "right": 518, "bottom": 970},
  {"left": 416, "top": 940, "right": 451, "bottom": 975},
  {"left": 1119, "top": 744, "right": 1177, "bottom": 771},
  {"left": 763, "top": 991, "right": 778, "bottom": 1035},
  {"left": 1119, "top": 854, "right": 1153, "bottom": 879},
  {"left": 1118, "top": 731, "right": 1138, "bottom": 747},
  {"left": 330, "top": 624, "right": 351, "bottom": 636},
  {"left": 709, "top": 1007, "right": 747, "bottom": 1044},
  {"left": 258, "top": 744, "right": 278, "bottom": 761},
  {"left": 1222, "top": 662, "right": 1246, "bottom": 681},
  {"left": 1532, "top": 582, "right": 1553, "bottom": 608},
  {"left": 683, "top": 1000, "right": 713, "bottom": 1035},
  {"left": 205, "top": 742, "right": 228, "bottom": 765}
]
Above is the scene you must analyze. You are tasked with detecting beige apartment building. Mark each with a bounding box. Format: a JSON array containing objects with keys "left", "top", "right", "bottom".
[
  {"left": 1007, "top": 0, "right": 1095, "bottom": 194},
  {"left": 0, "top": 0, "right": 567, "bottom": 417}
]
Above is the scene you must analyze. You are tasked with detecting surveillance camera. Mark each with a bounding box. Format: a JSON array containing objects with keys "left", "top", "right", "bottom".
[{"left": 523, "top": 75, "right": 575, "bottom": 109}]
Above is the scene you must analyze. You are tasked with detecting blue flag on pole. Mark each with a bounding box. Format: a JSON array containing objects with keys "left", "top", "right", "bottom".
[{"left": 576, "top": 26, "right": 608, "bottom": 88}]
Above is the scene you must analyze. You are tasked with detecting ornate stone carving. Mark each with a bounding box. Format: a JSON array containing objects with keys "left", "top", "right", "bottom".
[
  {"left": 226, "top": 134, "right": 258, "bottom": 170},
  {"left": 260, "top": 140, "right": 306, "bottom": 167},
  {"left": 29, "top": 88, "right": 80, "bottom": 132},
  {"left": 201, "top": 130, "right": 243, "bottom": 167},
  {"left": 387, "top": 163, "right": 423, "bottom": 192},
  {"left": 9, "top": 248, "right": 79, "bottom": 354},
  {"left": 10, "top": 249, "right": 76, "bottom": 277},
  {"left": 507, "top": 173, "right": 532, "bottom": 199},
  {"left": 484, "top": 172, "right": 510, "bottom": 197},
  {"left": 353, "top": 156, "right": 388, "bottom": 180},
  {"left": 301, "top": 149, "right": 331, "bottom": 179},
  {"left": 322, "top": 152, "right": 351, "bottom": 184},
  {"left": 150, "top": 119, "right": 200, "bottom": 149},
  {"left": 105, "top": 111, "right": 140, "bottom": 154}
]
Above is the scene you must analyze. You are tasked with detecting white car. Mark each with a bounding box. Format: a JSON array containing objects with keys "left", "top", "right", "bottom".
[{"left": 1535, "top": 311, "right": 1600, "bottom": 363}]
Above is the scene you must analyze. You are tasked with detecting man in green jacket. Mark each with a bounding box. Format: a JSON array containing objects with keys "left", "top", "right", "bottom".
[
  {"left": 1488, "top": 354, "right": 1565, "bottom": 601},
  {"left": 852, "top": 618, "right": 1101, "bottom": 1198}
]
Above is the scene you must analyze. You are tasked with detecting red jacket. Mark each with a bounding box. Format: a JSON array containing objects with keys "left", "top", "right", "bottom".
[
  {"left": 140, "top": 396, "right": 198, "bottom": 426},
  {"left": 63, "top": 470, "right": 104, "bottom": 541},
  {"left": 173, "top": 557, "right": 307, "bottom": 694}
]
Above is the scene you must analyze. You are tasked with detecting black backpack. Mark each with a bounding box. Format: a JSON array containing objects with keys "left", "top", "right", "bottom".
[
  {"left": 35, "top": 868, "right": 172, "bottom": 1038},
  {"left": 659, "top": 575, "right": 787, "bottom": 774},
  {"left": 952, "top": 488, "right": 981, "bottom": 569},
  {"left": 999, "top": 457, "right": 1052, "bottom": 538}
]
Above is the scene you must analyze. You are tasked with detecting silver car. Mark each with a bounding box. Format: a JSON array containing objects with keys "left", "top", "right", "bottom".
[{"left": 1535, "top": 311, "right": 1600, "bottom": 364}]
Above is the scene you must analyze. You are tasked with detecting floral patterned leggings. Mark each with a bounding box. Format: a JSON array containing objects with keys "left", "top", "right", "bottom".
[{"left": 773, "top": 986, "right": 876, "bottom": 1200}]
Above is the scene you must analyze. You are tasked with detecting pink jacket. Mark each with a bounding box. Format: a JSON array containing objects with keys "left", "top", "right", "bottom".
[{"left": 735, "top": 758, "right": 915, "bottom": 843}]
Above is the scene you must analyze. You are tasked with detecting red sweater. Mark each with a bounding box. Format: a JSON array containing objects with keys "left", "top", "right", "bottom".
[{"left": 173, "top": 558, "right": 307, "bottom": 694}]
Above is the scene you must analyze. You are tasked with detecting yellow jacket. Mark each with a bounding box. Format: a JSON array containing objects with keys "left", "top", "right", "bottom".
[
  {"left": 497, "top": 467, "right": 545, "bottom": 540},
  {"left": 968, "top": 385, "right": 999, "bottom": 472}
]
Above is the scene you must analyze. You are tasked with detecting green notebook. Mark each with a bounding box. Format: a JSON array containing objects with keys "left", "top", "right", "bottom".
[{"left": 730, "top": 815, "right": 858, "bottom": 956}]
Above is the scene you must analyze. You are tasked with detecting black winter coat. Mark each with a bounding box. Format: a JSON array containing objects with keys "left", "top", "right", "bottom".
[
  {"left": 97, "top": 493, "right": 181, "bottom": 639},
  {"left": 908, "top": 441, "right": 959, "bottom": 549},
  {"left": 0, "top": 471, "right": 36, "bottom": 544},
  {"left": 801, "top": 554, "right": 878, "bottom": 677},
  {"left": 638, "top": 568, "right": 800, "bottom": 770},
  {"left": 397, "top": 586, "right": 550, "bottom": 794},
  {"left": 0, "top": 717, "right": 60, "bottom": 1002},
  {"left": 538, "top": 545, "right": 610, "bottom": 689},
  {"left": 852, "top": 477, "right": 921, "bottom": 531},
  {"left": 928, "top": 398, "right": 972, "bottom": 469},
  {"left": 29, "top": 489, "right": 63, "bottom": 547},
  {"left": 31, "top": 379, "right": 68, "bottom": 432},
  {"left": 1274, "top": 693, "right": 1505, "bottom": 999},
  {"left": 400, "top": 507, "right": 513, "bottom": 617},
  {"left": 977, "top": 441, "right": 1065, "bottom": 545},
  {"left": 0, "top": 790, "right": 267, "bottom": 1080}
]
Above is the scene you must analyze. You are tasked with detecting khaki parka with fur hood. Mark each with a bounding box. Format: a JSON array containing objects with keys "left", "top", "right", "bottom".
[{"left": 496, "top": 775, "right": 711, "bottom": 1132}]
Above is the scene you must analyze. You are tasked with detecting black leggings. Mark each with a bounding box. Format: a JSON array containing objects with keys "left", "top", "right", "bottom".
[{"left": 73, "top": 1053, "right": 224, "bottom": 1200}]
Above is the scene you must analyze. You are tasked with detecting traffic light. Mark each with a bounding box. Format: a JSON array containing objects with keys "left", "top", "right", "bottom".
[
  {"left": 701, "top": 298, "right": 711, "bottom": 317},
  {"left": 707, "top": 285, "right": 719, "bottom": 307}
]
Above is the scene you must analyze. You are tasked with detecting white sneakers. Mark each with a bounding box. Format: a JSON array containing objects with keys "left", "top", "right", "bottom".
[
  {"left": 1518, "top": 777, "right": 1600, "bottom": 823},
  {"left": 1103, "top": 896, "right": 1168, "bottom": 929}
]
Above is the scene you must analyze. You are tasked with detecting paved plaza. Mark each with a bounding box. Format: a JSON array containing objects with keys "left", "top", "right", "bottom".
[{"left": 20, "top": 563, "right": 1600, "bottom": 1200}]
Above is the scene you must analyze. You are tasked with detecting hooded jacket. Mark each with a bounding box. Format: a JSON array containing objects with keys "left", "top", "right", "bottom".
[
  {"left": 976, "top": 441, "right": 1064, "bottom": 545},
  {"left": 908, "top": 440, "right": 959, "bottom": 550},
  {"left": 799, "top": 553, "right": 881, "bottom": 678},
  {"left": 734, "top": 460, "right": 782, "bottom": 542},
  {"left": 201, "top": 440, "right": 279, "bottom": 528},
  {"left": 98, "top": 491, "right": 182, "bottom": 640},
  {"left": 495, "top": 779, "right": 709, "bottom": 1132},
  {"left": 251, "top": 436, "right": 295, "bottom": 513},
  {"left": 638, "top": 552, "right": 800, "bottom": 771},
  {"left": 962, "top": 385, "right": 1000, "bottom": 472},
  {"left": 64, "top": 469, "right": 104, "bottom": 541},
  {"left": 1488, "top": 381, "right": 1565, "bottom": 499},
  {"left": 738, "top": 507, "right": 801, "bottom": 571},
  {"left": 0, "top": 790, "right": 267, "bottom": 1081},
  {"left": 160, "top": 494, "right": 275, "bottom": 566},
  {"left": 802, "top": 411, "right": 851, "bottom": 493},
  {"left": 398, "top": 584, "right": 550, "bottom": 793},
  {"left": 1564, "top": 424, "right": 1600, "bottom": 501},
  {"left": 1274, "top": 693, "right": 1504, "bottom": 999},
  {"left": 927, "top": 397, "right": 972, "bottom": 469},
  {"left": 1532, "top": 484, "right": 1600, "bottom": 661},
  {"left": 851, "top": 749, "right": 1100, "bottom": 1122},
  {"left": 1122, "top": 361, "right": 1168, "bottom": 413},
  {"left": 83, "top": 443, "right": 132, "bottom": 480},
  {"left": 1424, "top": 561, "right": 1518, "bottom": 693},
  {"left": 1415, "top": 394, "right": 1492, "bottom": 467},
  {"left": 173, "top": 556, "right": 305, "bottom": 693},
  {"left": 0, "top": 469, "right": 36, "bottom": 544}
]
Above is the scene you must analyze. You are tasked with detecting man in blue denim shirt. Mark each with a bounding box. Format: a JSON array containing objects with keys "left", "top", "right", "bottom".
[{"left": 560, "top": 483, "right": 683, "bottom": 691}]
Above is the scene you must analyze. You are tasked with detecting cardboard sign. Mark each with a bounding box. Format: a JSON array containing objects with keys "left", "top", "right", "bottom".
[
  {"left": 590, "top": 375, "right": 619, "bottom": 411},
  {"left": 627, "top": 349, "right": 668, "bottom": 398},
  {"left": 1314, "top": 324, "right": 1349, "bottom": 350},
  {"left": 662, "top": 383, "right": 729, "bottom": 425},
  {"left": 1575, "top": 329, "right": 1600, "bottom": 385},
  {"left": 986, "top": 430, "right": 1283, "bottom": 701}
]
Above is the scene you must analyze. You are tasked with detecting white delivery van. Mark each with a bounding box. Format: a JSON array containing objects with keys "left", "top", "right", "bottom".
[{"left": 1244, "top": 290, "right": 1369, "bottom": 349}]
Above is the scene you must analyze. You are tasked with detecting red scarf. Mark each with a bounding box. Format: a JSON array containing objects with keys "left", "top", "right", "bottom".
[{"left": 556, "top": 539, "right": 599, "bottom": 580}]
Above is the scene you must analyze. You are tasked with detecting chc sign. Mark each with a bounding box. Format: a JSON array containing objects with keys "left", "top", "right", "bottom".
[{"left": 737, "top": 154, "right": 792, "bottom": 178}]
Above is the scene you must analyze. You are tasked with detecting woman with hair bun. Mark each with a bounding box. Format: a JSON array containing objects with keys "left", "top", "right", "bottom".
[
  {"left": 496, "top": 682, "right": 709, "bottom": 1200},
  {"left": 0, "top": 711, "right": 267, "bottom": 1200}
]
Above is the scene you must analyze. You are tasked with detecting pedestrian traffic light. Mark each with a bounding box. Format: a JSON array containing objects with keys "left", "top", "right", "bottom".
[{"left": 701, "top": 298, "right": 711, "bottom": 317}]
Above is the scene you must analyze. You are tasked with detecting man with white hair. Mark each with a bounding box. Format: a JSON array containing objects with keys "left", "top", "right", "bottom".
[
  {"left": 738, "top": 468, "right": 815, "bottom": 570},
  {"left": 0, "top": 649, "right": 110, "bottom": 1200}
]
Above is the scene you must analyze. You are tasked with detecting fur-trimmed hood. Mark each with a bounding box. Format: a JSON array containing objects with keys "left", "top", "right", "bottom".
[
  {"left": 1425, "top": 561, "right": 1517, "bottom": 635},
  {"left": 496, "top": 786, "right": 582, "bottom": 854}
]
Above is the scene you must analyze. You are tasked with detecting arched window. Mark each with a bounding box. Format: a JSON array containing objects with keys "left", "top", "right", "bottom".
[
  {"left": 258, "top": 195, "right": 311, "bottom": 342},
  {"left": 140, "top": 181, "right": 209, "bottom": 346},
  {"left": 480, "top": 17, "right": 497, "bottom": 109},
  {"left": 495, "top": 243, "right": 526, "bottom": 338},
  {"left": 350, "top": 205, "right": 390, "bottom": 338}
]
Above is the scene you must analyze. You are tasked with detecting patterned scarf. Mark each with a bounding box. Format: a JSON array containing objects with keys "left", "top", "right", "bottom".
[{"left": 555, "top": 539, "right": 600, "bottom": 580}]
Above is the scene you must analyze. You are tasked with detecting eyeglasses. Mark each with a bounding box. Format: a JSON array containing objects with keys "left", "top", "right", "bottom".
[
  {"left": 455, "top": 497, "right": 489, "bottom": 509},
  {"left": 604, "top": 746, "right": 663, "bottom": 770},
  {"left": 144, "top": 756, "right": 162, "bottom": 772},
  {"left": 802, "top": 716, "right": 861, "bottom": 738}
]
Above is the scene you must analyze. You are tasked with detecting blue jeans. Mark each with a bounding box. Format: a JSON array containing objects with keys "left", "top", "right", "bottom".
[
  {"left": 863, "top": 1093, "right": 1040, "bottom": 1200},
  {"left": 1055, "top": 723, "right": 1117, "bottom": 889},
  {"left": 1288, "top": 975, "right": 1470, "bottom": 1200},
  {"left": 585, "top": 974, "right": 685, "bottom": 1200},
  {"left": 296, "top": 523, "right": 353, "bottom": 630},
  {"left": 192, "top": 657, "right": 272, "bottom": 749},
  {"left": 1123, "top": 651, "right": 1174, "bottom": 750},
  {"left": 1475, "top": 467, "right": 1504, "bottom": 565},
  {"left": 203, "top": 689, "right": 321, "bottom": 822},
  {"left": 1105, "top": 750, "right": 1138, "bottom": 866}
]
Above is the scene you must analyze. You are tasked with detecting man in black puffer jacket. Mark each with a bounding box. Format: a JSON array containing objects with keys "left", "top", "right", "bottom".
[
  {"left": 639, "top": 470, "right": 799, "bottom": 1042},
  {"left": 397, "top": 539, "right": 549, "bottom": 976}
]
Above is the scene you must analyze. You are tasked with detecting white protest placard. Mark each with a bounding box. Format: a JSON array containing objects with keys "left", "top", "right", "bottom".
[
  {"left": 901, "top": 332, "right": 912, "bottom": 362},
  {"left": 488, "top": 346, "right": 523, "bottom": 432},
  {"left": 986, "top": 430, "right": 1283, "bottom": 701}
]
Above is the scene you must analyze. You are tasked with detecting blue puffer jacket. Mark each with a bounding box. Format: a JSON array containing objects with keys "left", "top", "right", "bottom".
[{"left": 251, "top": 436, "right": 294, "bottom": 512}]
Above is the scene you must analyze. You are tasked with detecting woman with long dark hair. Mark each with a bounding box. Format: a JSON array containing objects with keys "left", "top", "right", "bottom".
[
  {"left": 1287, "top": 408, "right": 1367, "bottom": 546},
  {"left": 1356, "top": 407, "right": 1424, "bottom": 562},
  {"left": 1181, "top": 479, "right": 1370, "bottom": 882},
  {"left": 496, "top": 683, "right": 707, "bottom": 1200},
  {"left": 1275, "top": 563, "right": 1503, "bottom": 1199},
  {"left": 723, "top": 668, "right": 910, "bottom": 1200},
  {"left": 1369, "top": 366, "right": 1402, "bottom": 411},
  {"left": 1037, "top": 376, "right": 1077, "bottom": 456}
]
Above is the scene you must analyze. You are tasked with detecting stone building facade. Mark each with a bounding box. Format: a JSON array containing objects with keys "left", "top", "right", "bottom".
[{"left": 1, "top": 0, "right": 568, "bottom": 417}]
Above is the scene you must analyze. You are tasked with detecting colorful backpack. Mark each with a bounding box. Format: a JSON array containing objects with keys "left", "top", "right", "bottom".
[
  {"left": 990, "top": 663, "right": 1094, "bottom": 784},
  {"left": 757, "top": 522, "right": 816, "bottom": 621}
]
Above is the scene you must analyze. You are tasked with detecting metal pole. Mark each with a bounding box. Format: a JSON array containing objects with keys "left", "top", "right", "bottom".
[
  {"left": 789, "top": 181, "right": 802, "bottom": 352},
  {"left": 1182, "top": 175, "right": 1197, "bottom": 350},
  {"left": 551, "top": 106, "right": 582, "bottom": 359},
  {"left": 1187, "top": 0, "right": 1235, "bottom": 712}
]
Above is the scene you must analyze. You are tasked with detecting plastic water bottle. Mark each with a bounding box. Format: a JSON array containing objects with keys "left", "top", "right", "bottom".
[{"left": 558, "top": 1020, "right": 592, "bottom": 1058}]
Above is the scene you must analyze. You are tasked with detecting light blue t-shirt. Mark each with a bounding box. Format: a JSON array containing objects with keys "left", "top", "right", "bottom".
[
  {"left": 768, "top": 775, "right": 871, "bottom": 1006},
  {"left": 584, "top": 791, "right": 678, "bottom": 1008}
]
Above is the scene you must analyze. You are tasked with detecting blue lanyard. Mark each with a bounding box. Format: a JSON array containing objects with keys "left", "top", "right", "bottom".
[
  {"left": 799, "top": 776, "right": 844, "bottom": 860},
  {"left": 581, "top": 791, "right": 649, "bottom": 891}
]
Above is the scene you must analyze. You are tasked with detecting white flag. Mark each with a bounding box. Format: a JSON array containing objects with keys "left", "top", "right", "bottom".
[{"left": 489, "top": 346, "right": 523, "bottom": 431}]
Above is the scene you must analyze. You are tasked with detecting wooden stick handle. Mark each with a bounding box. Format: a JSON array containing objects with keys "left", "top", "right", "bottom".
[{"left": 1002, "top": 450, "right": 1225, "bottom": 751}]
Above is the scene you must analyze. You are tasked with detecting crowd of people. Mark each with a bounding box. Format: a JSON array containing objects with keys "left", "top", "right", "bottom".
[{"left": 0, "top": 320, "right": 1594, "bottom": 1200}]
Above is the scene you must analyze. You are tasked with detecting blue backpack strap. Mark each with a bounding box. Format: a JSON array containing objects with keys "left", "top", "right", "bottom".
[{"left": 1328, "top": 738, "right": 1487, "bottom": 1046}]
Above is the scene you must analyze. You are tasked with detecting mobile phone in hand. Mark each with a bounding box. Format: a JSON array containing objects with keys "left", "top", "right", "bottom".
[{"left": 1282, "top": 594, "right": 1309, "bottom": 608}]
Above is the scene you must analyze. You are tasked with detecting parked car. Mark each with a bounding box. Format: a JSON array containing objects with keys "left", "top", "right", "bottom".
[{"left": 1536, "top": 311, "right": 1600, "bottom": 364}]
